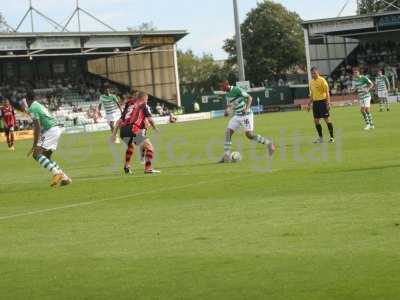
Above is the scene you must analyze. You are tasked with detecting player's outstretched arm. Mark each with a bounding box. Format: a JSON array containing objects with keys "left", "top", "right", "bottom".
[
  {"left": 307, "top": 85, "right": 313, "bottom": 112},
  {"left": 28, "top": 119, "right": 41, "bottom": 157},
  {"left": 115, "top": 96, "right": 123, "bottom": 113},
  {"left": 110, "top": 119, "right": 122, "bottom": 143},
  {"left": 324, "top": 81, "right": 331, "bottom": 110},
  {"left": 147, "top": 117, "right": 159, "bottom": 133},
  {"left": 386, "top": 77, "right": 391, "bottom": 92},
  {"left": 224, "top": 103, "right": 232, "bottom": 117},
  {"left": 12, "top": 107, "right": 16, "bottom": 124},
  {"left": 369, "top": 81, "right": 375, "bottom": 90},
  {"left": 307, "top": 96, "right": 313, "bottom": 112},
  {"left": 244, "top": 96, "right": 253, "bottom": 113}
]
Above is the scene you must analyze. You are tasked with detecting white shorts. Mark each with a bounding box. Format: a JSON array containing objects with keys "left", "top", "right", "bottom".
[
  {"left": 38, "top": 126, "right": 63, "bottom": 151},
  {"left": 106, "top": 111, "right": 121, "bottom": 123},
  {"left": 227, "top": 113, "right": 254, "bottom": 132},
  {"left": 378, "top": 90, "right": 388, "bottom": 99},
  {"left": 359, "top": 96, "right": 372, "bottom": 108}
]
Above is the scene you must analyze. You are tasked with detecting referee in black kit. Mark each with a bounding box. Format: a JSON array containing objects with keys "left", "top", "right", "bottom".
[{"left": 307, "top": 67, "right": 335, "bottom": 143}]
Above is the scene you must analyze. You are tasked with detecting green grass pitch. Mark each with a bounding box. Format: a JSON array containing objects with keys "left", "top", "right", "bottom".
[{"left": 1, "top": 105, "right": 400, "bottom": 300}]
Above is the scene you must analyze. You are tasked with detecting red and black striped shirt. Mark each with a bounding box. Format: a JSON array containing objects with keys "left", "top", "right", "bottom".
[
  {"left": 120, "top": 98, "right": 152, "bottom": 134},
  {"left": 0, "top": 105, "right": 16, "bottom": 128}
]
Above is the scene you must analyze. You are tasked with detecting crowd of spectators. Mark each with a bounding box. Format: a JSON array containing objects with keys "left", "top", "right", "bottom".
[
  {"left": 356, "top": 41, "right": 400, "bottom": 66},
  {"left": 326, "top": 63, "right": 400, "bottom": 96},
  {"left": 0, "top": 74, "right": 122, "bottom": 110},
  {"left": 155, "top": 102, "right": 173, "bottom": 116},
  {"left": 0, "top": 74, "right": 182, "bottom": 130},
  {"left": 327, "top": 41, "right": 400, "bottom": 96}
]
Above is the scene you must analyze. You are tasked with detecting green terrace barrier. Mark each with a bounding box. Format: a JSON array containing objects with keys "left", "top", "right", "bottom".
[{"left": 180, "top": 85, "right": 308, "bottom": 113}]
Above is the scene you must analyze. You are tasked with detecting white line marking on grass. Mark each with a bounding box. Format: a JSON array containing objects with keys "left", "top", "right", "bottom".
[
  {"left": 0, "top": 173, "right": 257, "bottom": 221},
  {"left": 0, "top": 170, "right": 262, "bottom": 186}
]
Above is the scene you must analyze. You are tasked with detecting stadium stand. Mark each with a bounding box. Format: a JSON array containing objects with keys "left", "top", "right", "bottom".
[{"left": 0, "top": 72, "right": 183, "bottom": 131}]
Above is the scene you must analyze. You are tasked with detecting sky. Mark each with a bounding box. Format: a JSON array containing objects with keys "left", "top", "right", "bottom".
[{"left": 1, "top": 0, "right": 358, "bottom": 59}]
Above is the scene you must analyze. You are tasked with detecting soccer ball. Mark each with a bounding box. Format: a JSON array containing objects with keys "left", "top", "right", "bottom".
[{"left": 230, "top": 151, "right": 242, "bottom": 163}]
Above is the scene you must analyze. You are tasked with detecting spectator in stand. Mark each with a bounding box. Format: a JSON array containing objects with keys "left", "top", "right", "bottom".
[
  {"left": 193, "top": 101, "right": 200, "bottom": 113},
  {"left": 87, "top": 105, "right": 100, "bottom": 123},
  {"left": 156, "top": 102, "right": 163, "bottom": 116},
  {"left": 345, "top": 75, "right": 353, "bottom": 94},
  {"left": 396, "top": 64, "right": 400, "bottom": 85},
  {"left": 163, "top": 107, "right": 170, "bottom": 116},
  {"left": 169, "top": 112, "right": 177, "bottom": 123},
  {"left": 327, "top": 76, "right": 334, "bottom": 90}
]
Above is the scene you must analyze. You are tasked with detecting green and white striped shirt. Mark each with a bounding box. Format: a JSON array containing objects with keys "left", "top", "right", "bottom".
[
  {"left": 100, "top": 94, "right": 120, "bottom": 115},
  {"left": 375, "top": 75, "right": 390, "bottom": 92},
  {"left": 225, "top": 86, "right": 251, "bottom": 116},
  {"left": 353, "top": 75, "right": 373, "bottom": 101},
  {"left": 28, "top": 101, "right": 57, "bottom": 131}
]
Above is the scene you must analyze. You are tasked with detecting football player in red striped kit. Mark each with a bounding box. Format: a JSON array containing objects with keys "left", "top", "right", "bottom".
[
  {"left": 112, "top": 91, "right": 160, "bottom": 174},
  {"left": 0, "top": 98, "right": 17, "bottom": 151}
]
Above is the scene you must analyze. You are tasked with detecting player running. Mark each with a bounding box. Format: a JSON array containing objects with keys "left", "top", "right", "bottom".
[
  {"left": 0, "top": 98, "right": 16, "bottom": 150},
  {"left": 352, "top": 67, "right": 375, "bottom": 130},
  {"left": 218, "top": 80, "right": 275, "bottom": 163},
  {"left": 111, "top": 91, "right": 160, "bottom": 174},
  {"left": 99, "top": 87, "right": 122, "bottom": 143},
  {"left": 22, "top": 98, "right": 71, "bottom": 187},
  {"left": 375, "top": 69, "right": 391, "bottom": 112}
]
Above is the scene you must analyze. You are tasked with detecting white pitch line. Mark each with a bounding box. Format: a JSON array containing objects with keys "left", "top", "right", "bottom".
[
  {"left": 0, "top": 168, "right": 269, "bottom": 186},
  {"left": 0, "top": 173, "right": 258, "bottom": 221}
]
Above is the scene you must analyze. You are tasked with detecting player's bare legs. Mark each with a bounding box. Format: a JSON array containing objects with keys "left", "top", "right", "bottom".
[
  {"left": 31, "top": 147, "right": 71, "bottom": 187},
  {"left": 9, "top": 130, "right": 15, "bottom": 149},
  {"left": 4, "top": 128, "right": 15, "bottom": 150},
  {"left": 139, "top": 144, "right": 146, "bottom": 164},
  {"left": 313, "top": 118, "right": 323, "bottom": 143},
  {"left": 124, "top": 142, "right": 134, "bottom": 174},
  {"left": 143, "top": 139, "right": 160, "bottom": 174},
  {"left": 219, "top": 128, "right": 235, "bottom": 163},
  {"left": 219, "top": 127, "right": 275, "bottom": 163},
  {"left": 109, "top": 121, "right": 120, "bottom": 144},
  {"left": 109, "top": 121, "right": 115, "bottom": 133},
  {"left": 379, "top": 97, "right": 390, "bottom": 112},
  {"left": 361, "top": 106, "right": 374, "bottom": 130},
  {"left": 245, "top": 130, "right": 276, "bottom": 156},
  {"left": 313, "top": 117, "right": 334, "bottom": 143},
  {"left": 5, "top": 130, "right": 11, "bottom": 148},
  {"left": 323, "top": 117, "right": 334, "bottom": 143}
]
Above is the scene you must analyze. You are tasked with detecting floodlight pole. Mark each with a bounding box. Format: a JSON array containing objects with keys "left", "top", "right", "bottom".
[
  {"left": 233, "top": 0, "right": 246, "bottom": 82},
  {"left": 338, "top": 0, "right": 351, "bottom": 17},
  {"left": 30, "top": 0, "right": 34, "bottom": 32},
  {"left": 16, "top": 0, "right": 66, "bottom": 32},
  {"left": 76, "top": 0, "right": 81, "bottom": 32},
  {"left": 381, "top": 0, "right": 400, "bottom": 10},
  {"left": 1, "top": 20, "right": 16, "bottom": 32},
  {"left": 63, "top": 0, "right": 116, "bottom": 32},
  {"left": 356, "top": 0, "right": 400, "bottom": 13}
]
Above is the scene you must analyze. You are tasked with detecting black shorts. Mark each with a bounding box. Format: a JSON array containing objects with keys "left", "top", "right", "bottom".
[
  {"left": 4, "top": 126, "right": 14, "bottom": 135},
  {"left": 120, "top": 125, "right": 147, "bottom": 146},
  {"left": 120, "top": 124, "right": 134, "bottom": 139},
  {"left": 313, "top": 100, "right": 330, "bottom": 119}
]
